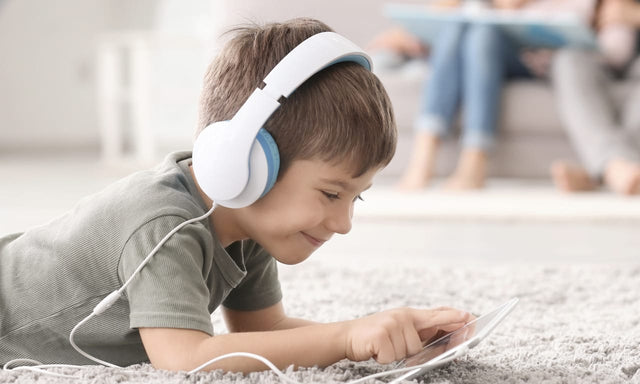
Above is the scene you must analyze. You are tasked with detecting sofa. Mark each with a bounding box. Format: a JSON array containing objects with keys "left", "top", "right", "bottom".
[
  {"left": 373, "top": 62, "right": 578, "bottom": 179},
  {"left": 218, "top": 0, "right": 631, "bottom": 180}
]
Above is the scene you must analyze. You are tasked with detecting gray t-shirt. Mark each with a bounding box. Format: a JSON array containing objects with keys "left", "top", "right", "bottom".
[{"left": 0, "top": 151, "right": 282, "bottom": 366}]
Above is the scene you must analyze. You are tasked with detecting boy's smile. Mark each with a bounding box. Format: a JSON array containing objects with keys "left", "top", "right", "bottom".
[
  {"left": 300, "top": 232, "right": 327, "bottom": 248},
  {"left": 207, "top": 159, "right": 378, "bottom": 265}
]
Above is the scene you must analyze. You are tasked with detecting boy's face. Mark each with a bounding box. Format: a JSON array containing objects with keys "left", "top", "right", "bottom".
[{"left": 233, "top": 159, "right": 378, "bottom": 265}]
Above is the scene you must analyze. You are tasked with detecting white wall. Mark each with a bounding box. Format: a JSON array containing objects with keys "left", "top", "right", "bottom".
[
  {"left": 0, "top": 0, "right": 405, "bottom": 153},
  {"left": 217, "top": 1, "right": 394, "bottom": 48},
  {"left": 0, "top": 0, "right": 188, "bottom": 152},
  {"left": 0, "top": 0, "right": 110, "bottom": 150}
]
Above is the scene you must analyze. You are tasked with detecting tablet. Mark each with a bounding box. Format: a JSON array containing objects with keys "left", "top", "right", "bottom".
[
  {"left": 385, "top": 3, "right": 596, "bottom": 49},
  {"left": 393, "top": 297, "right": 519, "bottom": 381}
]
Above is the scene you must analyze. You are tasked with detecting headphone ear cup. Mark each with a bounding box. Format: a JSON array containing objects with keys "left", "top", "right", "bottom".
[
  {"left": 193, "top": 122, "right": 280, "bottom": 208},
  {"left": 192, "top": 121, "right": 235, "bottom": 203},
  {"left": 221, "top": 128, "right": 279, "bottom": 208}
]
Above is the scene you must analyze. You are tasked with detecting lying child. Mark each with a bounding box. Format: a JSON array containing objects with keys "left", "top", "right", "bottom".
[{"left": 0, "top": 17, "right": 470, "bottom": 373}]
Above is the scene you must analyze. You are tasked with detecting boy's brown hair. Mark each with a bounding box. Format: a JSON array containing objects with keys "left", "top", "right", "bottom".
[{"left": 198, "top": 18, "right": 396, "bottom": 178}]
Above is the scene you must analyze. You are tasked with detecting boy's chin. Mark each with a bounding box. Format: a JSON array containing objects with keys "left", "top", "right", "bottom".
[{"left": 271, "top": 250, "right": 314, "bottom": 265}]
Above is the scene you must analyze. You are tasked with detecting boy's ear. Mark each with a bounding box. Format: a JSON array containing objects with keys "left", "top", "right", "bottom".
[{"left": 193, "top": 121, "right": 280, "bottom": 209}]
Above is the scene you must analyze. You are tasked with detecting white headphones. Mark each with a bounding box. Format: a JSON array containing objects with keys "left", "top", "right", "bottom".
[{"left": 192, "top": 32, "right": 373, "bottom": 208}]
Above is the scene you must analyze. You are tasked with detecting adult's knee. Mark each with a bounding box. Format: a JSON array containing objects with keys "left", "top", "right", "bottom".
[
  {"left": 551, "top": 49, "right": 598, "bottom": 82},
  {"left": 436, "top": 23, "right": 467, "bottom": 50},
  {"left": 464, "top": 24, "right": 503, "bottom": 54},
  {"left": 430, "top": 22, "right": 467, "bottom": 63},
  {"left": 461, "top": 24, "right": 504, "bottom": 72},
  {"left": 553, "top": 49, "right": 589, "bottom": 72}
]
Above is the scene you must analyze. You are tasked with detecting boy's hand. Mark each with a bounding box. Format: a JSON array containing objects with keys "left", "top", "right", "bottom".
[{"left": 343, "top": 307, "right": 470, "bottom": 364}]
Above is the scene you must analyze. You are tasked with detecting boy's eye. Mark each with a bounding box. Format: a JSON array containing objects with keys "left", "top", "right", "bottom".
[
  {"left": 322, "top": 191, "right": 365, "bottom": 203},
  {"left": 322, "top": 191, "right": 340, "bottom": 200}
]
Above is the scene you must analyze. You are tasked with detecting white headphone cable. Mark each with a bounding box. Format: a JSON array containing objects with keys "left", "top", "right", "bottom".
[
  {"left": 185, "top": 352, "right": 456, "bottom": 384},
  {"left": 2, "top": 359, "right": 80, "bottom": 379},
  {"left": 187, "top": 352, "right": 301, "bottom": 384},
  {"left": 4, "top": 202, "right": 456, "bottom": 382},
  {"left": 3, "top": 205, "right": 219, "bottom": 376},
  {"left": 5, "top": 351, "right": 455, "bottom": 383},
  {"left": 68, "top": 204, "right": 218, "bottom": 366}
]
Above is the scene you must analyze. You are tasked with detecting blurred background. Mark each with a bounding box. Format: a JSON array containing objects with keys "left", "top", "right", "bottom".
[
  {"left": 0, "top": 0, "right": 222, "bottom": 160},
  {"left": 0, "top": 0, "right": 603, "bottom": 175},
  {"left": 0, "top": 0, "right": 407, "bottom": 164}
]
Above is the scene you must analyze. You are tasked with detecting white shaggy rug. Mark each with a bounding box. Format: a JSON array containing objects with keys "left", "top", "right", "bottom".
[{"left": 2, "top": 258, "right": 639, "bottom": 383}]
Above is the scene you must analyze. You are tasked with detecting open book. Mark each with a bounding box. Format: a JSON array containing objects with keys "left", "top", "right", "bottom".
[{"left": 385, "top": 2, "right": 597, "bottom": 48}]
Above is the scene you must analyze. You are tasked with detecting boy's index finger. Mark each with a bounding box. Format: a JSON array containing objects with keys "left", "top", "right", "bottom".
[{"left": 412, "top": 308, "right": 471, "bottom": 330}]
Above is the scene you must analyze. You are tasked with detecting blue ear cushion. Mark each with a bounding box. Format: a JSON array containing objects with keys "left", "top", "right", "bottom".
[
  {"left": 255, "top": 128, "right": 280, "bottom": 197},
  {"left": 327, "top": 54, "right": 372, "bottom": 71}
]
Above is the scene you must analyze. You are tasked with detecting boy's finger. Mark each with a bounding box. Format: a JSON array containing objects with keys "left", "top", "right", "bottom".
[
  {"left": 412, "top": 308, "right": 470, "bottom": 330},
  {"left": 389, "top": 328, "right": 407, "bottom": 361},
  {"left": 418, "top": 327, "right": 439, "bottom": 342},
  {"left": 431, "top": 306, "right": 468, "bottom": 313},
  {"left": 404, "top": 325, "right": 423, "bottom": 357},
  {"left": 437, "top": 321, "right": 468, "bottom": 333},
  {"left": 374, "top": 334, "right": 396, "bottom": 364}
]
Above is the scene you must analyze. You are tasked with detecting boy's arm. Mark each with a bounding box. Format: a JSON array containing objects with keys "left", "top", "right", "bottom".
[
  {"left": 138, "top": 306, "right": 470, "bottom": 373},
  {"left": 139, "top": 322, "right": 345, "bottom": 373},
  {"left": 222, "top": 302, "right": 317, "bottom": 332}
]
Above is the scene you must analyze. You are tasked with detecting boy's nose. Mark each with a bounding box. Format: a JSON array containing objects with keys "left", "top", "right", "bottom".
[{"left": 326, "top": 205, "right": 353, "bottom": 235}]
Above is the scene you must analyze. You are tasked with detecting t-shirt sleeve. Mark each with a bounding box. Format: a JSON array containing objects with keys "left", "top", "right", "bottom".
[
  {"left": 118, "top": 215, "right": 215, "bottom": 335},
  {"left": 222, "top": 240, "right": 282, "bottom": 311}
]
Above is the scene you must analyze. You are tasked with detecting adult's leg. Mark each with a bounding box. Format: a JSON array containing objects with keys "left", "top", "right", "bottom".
[
  {"left": 550, "top": 49, "right": 609, "bottom": 192},
  {"left": 611, "top": 59, "right": 640, "bottom": 194},
  {"left": 445, "top": 24, "right": 506, "bottom": 189},
  {"left": 549, "top": 161, "right": 598, "bottom": 192},
  {"left": 551, "top": 49, "right": 640, "bottom": 194},
  {"left": 399, "top": 23, "right": 466, "bottom": 190},
  {"left": 551, "top": 50, "right": 630, "bottom": 175}
]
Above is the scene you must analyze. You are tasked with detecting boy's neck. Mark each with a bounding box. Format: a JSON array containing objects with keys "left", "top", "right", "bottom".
[{"left": 188, "top": 165, "right": 245, "bottom": 247}]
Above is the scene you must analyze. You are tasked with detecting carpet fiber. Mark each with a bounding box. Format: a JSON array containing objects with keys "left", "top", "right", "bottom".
[{"left": 2, "top": 259, "right": 639, "bottom": 383}]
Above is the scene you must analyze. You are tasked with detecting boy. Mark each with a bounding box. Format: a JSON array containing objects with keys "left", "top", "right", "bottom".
[{"left": 0, "top": 18, "right": 470, "bottom": 373}]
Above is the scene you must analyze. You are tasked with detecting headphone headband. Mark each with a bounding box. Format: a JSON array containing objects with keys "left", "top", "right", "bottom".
[
  {"left": 262, "top": 32, "right": 372, "bottom": 99},
  {"left": 192, "top": 32, "right": 372, "bottom": 206}
]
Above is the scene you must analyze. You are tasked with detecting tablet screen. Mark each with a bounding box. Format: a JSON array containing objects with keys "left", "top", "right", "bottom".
[{"left": 400, "top": 298, "right": 518, "bottom": 368}]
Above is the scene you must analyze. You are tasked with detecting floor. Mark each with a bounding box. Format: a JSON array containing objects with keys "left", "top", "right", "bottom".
[
  {"left": 3, "top": 152, "right": 637, "bottom": 384},
  {"left": 1, "top": 152, "right": 639, "bottom": 266}
]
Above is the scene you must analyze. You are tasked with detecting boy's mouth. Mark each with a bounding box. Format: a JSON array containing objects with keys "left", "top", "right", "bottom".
[{"left": 301, "top": 232, "right": 326, "bottom": 248}]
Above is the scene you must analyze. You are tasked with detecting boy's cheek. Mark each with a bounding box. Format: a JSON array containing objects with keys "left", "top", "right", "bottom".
[{"left": 265, "top": 237, "right": 316, "bottom": 265}]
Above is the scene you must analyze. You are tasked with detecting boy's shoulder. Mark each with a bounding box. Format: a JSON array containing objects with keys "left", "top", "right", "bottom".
[{"left": 78, "top": 151, "right": 206, "bottom": 231}]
